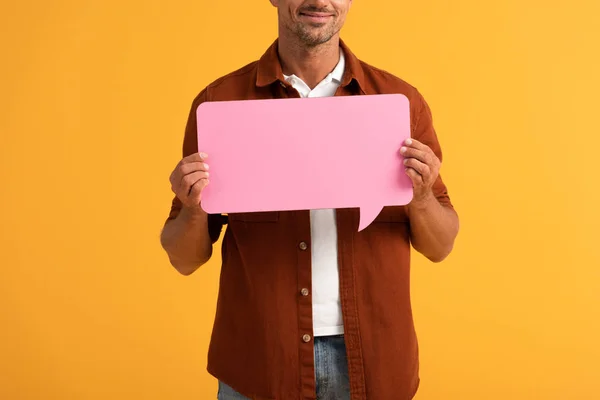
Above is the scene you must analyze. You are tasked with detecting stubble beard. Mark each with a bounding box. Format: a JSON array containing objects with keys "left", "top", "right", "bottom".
[{"left": 293, "top": 21, "right": 339, "bottom": 48}]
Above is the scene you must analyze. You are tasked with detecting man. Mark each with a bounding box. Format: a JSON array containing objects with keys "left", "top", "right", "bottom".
[{"left": 160, "top": 0, "right": 459, "bottom": 399}]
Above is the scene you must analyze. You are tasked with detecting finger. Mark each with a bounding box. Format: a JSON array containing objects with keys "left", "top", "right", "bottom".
[
  {"left": 171, "top": 164, "right": 209, "bottom": 192},
  {"left": 179, "top": 166, "right": 209, "bottom": 193},
  {"left": 179, "top": 161, "right": 210, "bottom": 177},
  {"left": 403, "top": 157, "right": 430, "bottom": 177},
  {"left": 400, "top": 146, "right": 431, "bottom": 165},
  {"left": 188, "top": 178, "right": 209, "bottom": 203},
  {"left": 405, "top": 168, "right": 423, "bottom": 185},
  {"left": 179, "top": 171, "right": 210, "bottom": 196},
  {"left": 181, "top": 152, "right": 208, "bottom": 164},
  {"left": 403, "top": 138, "right": 429, "bottom": 152},
  {"left": 171, "top": 154, "right": 209, "bottom": 189}
]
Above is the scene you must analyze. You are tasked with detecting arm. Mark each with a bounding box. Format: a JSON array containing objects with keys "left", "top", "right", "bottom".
[
  {"left": 401, "top": 92, "right": 459, "bottom": 262},
  {"left": 406, "top": 190, "right": 459, "bottom": 262},
  {"left": 160, "top": 153, "right": 215, "bottom": 275},
  {"left": 160, "top": 90, "right": 223, "bottom": 275},
  {"left": 161, "top": 201, "right": 214, "bottom": 276}
]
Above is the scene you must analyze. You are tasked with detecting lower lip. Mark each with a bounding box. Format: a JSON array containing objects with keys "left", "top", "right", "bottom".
[{"left": 299, "top": 13, "right": 333, "bottom": 23}]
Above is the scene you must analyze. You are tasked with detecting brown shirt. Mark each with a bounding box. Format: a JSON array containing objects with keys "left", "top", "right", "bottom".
[{"left": 167, "top": 39, "right": 454, "bottom": 400}]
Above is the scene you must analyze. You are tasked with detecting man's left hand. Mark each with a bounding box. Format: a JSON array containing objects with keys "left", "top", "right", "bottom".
[{"left": 400, "top": 138, "right": 440, "bottom": 205}]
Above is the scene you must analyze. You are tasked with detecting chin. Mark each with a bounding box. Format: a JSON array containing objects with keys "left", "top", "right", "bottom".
[
  {"left": 301, "top": 37, "right": 331, "bottom": 47},
  {"left": 296, "top": 28, "right": 335, "bottom": 46}
]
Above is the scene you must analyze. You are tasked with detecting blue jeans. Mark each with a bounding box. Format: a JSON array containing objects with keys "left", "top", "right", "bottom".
[{"left": 217, "top": 334, "right": 350, "bottom": 400}]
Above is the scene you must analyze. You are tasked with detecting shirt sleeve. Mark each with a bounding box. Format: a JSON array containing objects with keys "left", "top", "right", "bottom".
[
  {"left": 411, "top": 90, "right": 454, "bottom": 209},
  {"left": 166, "top": 89, "right": 224, "bottom": 243}
]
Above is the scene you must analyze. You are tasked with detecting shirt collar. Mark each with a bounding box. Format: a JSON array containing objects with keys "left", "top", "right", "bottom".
[
  {"left": 330, "top": 49, "right": 345, "bottom": 83},
  {"left": 282, "top": 49, "right": 345, "bottom": 85},
  {"left": 256, "top": 38, "right": 365, "bottom": 91}
]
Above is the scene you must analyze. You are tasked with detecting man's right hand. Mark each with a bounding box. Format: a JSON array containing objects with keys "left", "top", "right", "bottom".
[
  {"left": 162, "top": 152, "right": 213, "bottom": 274},
  {"left": 169, "top": 152, "right": 210, "bottom": 212}
]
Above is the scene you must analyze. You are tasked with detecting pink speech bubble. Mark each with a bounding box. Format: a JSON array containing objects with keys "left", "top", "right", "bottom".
[{"left": 196, "top": 94, "right": 413, "bottom": 231}]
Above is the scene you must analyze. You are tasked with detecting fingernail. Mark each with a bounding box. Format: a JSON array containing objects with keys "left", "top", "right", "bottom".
[
  {"left": 200, "top": 152, "right": 208, "bottom": 158},
  {"left": 405, "top": 138, "right": 412, "bottom": 145},
  {"left": 204, "top": 163, "right": 209, "bottom": 170},
  {"left": 205, "top": 172, "right": 209, "bottom": 177},
  {"left": 400, "top": 147, "right": 407, "bottom": 153},
  {"left": 404, "top": 159, "right": 409, "bottom": 165}
]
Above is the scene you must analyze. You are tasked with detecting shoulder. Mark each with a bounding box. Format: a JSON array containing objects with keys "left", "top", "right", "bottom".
[
  {"left": 358, "top": 59, "right": 425, "bottom": 103},
  {"left": 205, "top": 61, "right": 259, "bottom": 92},
  {"left": 357, "top": 59, "right": 433, "bottom": 127},
  {"left": 190, "top": 60, "right": 260, "bottom": 106}
]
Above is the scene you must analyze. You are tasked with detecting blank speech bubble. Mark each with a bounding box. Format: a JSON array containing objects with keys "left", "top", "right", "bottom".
[{"left": 196, "top": 94, "right": 413, "bottom": 231}]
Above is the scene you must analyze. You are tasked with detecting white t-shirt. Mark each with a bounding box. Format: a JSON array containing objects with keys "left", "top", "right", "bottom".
[{"left": 283, "top": 50, "right": 346, "bottom": 337}]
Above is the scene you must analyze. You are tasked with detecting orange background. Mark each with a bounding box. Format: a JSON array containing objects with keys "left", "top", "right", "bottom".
[{"left": 2, "top": 0, "right": 600, "bottom": 399}]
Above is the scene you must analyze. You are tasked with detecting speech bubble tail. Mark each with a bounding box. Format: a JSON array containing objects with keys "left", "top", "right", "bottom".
[{"left": 358, "top": 205, "right": 384, "bottom": 232}]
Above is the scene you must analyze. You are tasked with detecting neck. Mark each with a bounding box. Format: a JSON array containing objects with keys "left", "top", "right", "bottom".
[{"left": 277, "top": 32, "right": 341, "bottom": 89}]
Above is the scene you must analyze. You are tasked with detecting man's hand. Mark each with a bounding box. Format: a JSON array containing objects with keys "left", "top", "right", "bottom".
[
  {"left": 162, "top": 152, "right": 213, "bottom": 274},
  {"left": 399, "top": 138, "right": 458, "bottom": 262},
  {"left": 400, "top": 138, "right": 440, "bottom": 205},
  {"left": 169, "top": 152, "right": 210, "bottom": 212}
]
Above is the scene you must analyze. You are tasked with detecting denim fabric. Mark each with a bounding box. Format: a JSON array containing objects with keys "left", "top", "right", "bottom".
[{"left": 217, "top": 335, "right": 350, "bottom": 400}]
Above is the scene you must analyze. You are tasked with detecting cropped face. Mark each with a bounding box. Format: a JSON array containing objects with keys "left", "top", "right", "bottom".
[{"left": 270, "top": 0, "right": 352, "bottom": 46}]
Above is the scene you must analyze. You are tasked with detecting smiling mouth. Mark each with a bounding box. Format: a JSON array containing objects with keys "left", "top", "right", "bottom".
[{"left": 299, "top": 11, "right": 334, "bottom": 22}]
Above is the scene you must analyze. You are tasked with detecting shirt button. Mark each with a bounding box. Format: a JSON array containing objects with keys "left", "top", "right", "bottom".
[
  {"left": 301, "top": 288, "right": 309, "bottom": 296},
  {"left": 302, "top": 334, "right": 311, "bottom": 343},
  {"left": 298, "top": 241, "right": 308, "bottom": 251}
]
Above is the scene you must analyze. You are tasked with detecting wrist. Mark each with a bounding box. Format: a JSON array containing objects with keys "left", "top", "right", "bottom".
[
  {"left": 408, "top": 190, "right": 436, "bottom": 211},
  {"left": 180, "top": 204, "right": 208, "bottom": 222}
]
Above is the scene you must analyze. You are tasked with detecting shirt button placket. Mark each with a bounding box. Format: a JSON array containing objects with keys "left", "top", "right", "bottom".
[{"left": 299, "top": 243, "right": 311, "bottom": 345}]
